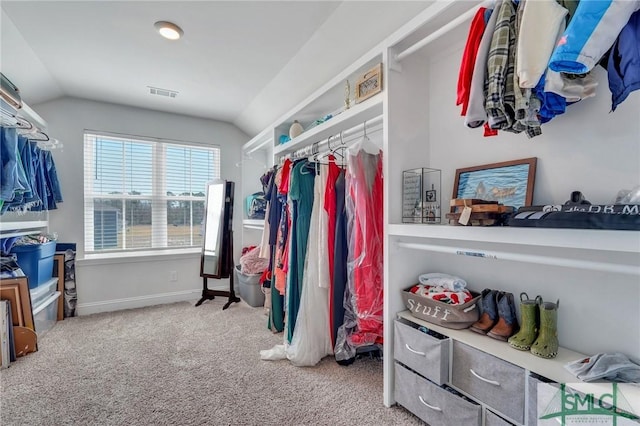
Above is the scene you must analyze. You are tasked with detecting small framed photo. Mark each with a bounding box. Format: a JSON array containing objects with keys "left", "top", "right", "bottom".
[
  {"left": 355, "top": 63, "right": 383, "bottom": 104},
  {"left": 452, "top": 157, "right": 537, "bottom": 212}
]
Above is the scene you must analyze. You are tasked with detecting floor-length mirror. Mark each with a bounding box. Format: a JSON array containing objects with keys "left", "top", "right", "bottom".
[
  {"left": 201, "top": 179, "right": 226, "bottom": 278},
  {"left": 197, "top": 179, "right": 239, "bottom": 308}
]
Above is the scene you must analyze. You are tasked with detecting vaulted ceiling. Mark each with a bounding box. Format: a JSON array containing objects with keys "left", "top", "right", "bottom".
[{"left": 1, "top": 1, "right": 431, "bottom": 137}]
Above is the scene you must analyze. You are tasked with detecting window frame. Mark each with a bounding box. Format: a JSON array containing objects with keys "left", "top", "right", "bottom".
[{"left": 83, "top": 130, "right": 220, "bottom": 257}]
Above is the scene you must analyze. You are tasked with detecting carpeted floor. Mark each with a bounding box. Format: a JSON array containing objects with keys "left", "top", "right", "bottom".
[{"left": 0, "top": 299, "right": 421, "bottom": 425}]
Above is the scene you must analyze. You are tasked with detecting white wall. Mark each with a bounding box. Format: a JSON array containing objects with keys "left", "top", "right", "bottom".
[{"left": 34, "top": 97, "right": 248, "bottom": 314}]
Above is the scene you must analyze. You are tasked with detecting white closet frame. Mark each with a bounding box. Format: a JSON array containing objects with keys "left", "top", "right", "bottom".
[
  {"left": 240, "top": 0, "right": 640, "bottom": 414},
  {"left": 0, "top": 101, "right": 51, "bottom": 240}
]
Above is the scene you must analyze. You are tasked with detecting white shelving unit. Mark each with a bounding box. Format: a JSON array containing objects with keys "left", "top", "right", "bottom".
[
  {"left": 273, "top": 96, "right": 383, "bottom": 156},
  {"left": 240, "top": 0, "right": 640, "bottom": 420},
  {"left": 382, "top": 0, "right": 640, "bottom": 411}
]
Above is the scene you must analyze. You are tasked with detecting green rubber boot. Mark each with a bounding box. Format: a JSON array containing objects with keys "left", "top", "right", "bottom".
[
  {"left": 530, "top": 299, "right": 559, "bottom": 359},
  {"left": 508, "top": 293, "right": 541, "bottom": 351}
]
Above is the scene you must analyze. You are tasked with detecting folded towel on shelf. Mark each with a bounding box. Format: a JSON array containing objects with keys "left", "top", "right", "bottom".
[
  {"left": 418, "top": 272, "right": 468, "bottom": 292},
  {"left": 409, "top": 283, "right": 473, "bottom": 305},
  {"left": 565, "top": 352, "right": 640, "bottom": 383}
]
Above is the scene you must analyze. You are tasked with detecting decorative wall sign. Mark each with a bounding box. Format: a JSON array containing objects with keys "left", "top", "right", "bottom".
[{"left": 355, "top": 63, "right": 383, "bottom": 104}]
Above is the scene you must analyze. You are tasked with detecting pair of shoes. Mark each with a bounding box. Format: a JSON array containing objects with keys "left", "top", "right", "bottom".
[
  {"left": 508, "top": 293, "right": 560, "bottom": 359},
  {"left": 470, "top": 289, "right": 519, "bottom": 341}
]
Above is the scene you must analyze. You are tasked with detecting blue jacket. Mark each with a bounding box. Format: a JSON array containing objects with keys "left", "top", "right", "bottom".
[
  {"left": 549, "top": 0, "right": 640, "bottom": 74},
  {"left": 608, "top": 10, "right": 640, "bottom": 111}
]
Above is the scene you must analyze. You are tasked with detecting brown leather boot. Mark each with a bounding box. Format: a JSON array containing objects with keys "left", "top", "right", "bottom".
[
  {"left": 488, "top": 292, "right": 519, "bottom": 341},
  {"left": 470, "top": 289, "right": 500, "bottom": 334}
]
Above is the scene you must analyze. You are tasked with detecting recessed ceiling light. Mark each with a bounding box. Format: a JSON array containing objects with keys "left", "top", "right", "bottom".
[{"left": 154, "top": 21, "right": 183, "bottom": 40}]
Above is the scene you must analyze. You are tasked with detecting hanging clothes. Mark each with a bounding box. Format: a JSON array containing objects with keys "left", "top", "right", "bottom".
[
  {"left": 286, "top": 160, "right": 315, "bottom": 343},
  {"left": 607, "top": 9, "right": 640, "bottom": 111},
  {"left": 264, "top": 169, "right": 284, "bottom": 333},
  {"left": 317, "top": 164, "right": 330, "bottom": 291},
  {"left": 457, "top": 6, "right": 489, "bottom": 116},
  {"left": 1, "top": 127, "right": 20, "bottom": 206},
  {"left": 512, "top": 0, "right": 542, "bottom": 138},
  {"left": 465, "top": 5, "right": 499, "bottom": 130},
  {"left": 517, "top": 0, "right": 568, "bottom": 88},
  {"left": 485, "top": 0, "right": 518, "bottom": 132},
  {"left": 324, "top": 157, "right": 341, "bottom": 290},
  {"left": 334, "top": 138, "right": 383, "bottom": 362},
  {"left": 285, "top": 170, "right": 333, "bottom": 366},
  {"left": 548, "top": 0, "right": 640, "bottom": 75},
  {"left": 258, "top": 167, "right": 275, "bottom": 260},
  {"left": 0, "top": 126, "right": 62, "bottom": 214},
  {"left": 331, "top": 168, "right": 347, "bottom": 350}
]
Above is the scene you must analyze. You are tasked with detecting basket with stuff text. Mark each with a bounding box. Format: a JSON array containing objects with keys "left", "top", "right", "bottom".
[{"left": 402, "top": 281, "right": 481, "bottom": 330}]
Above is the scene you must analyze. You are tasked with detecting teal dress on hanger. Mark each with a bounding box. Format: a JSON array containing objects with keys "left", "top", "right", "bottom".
[{"left": 286, "top": 160, "right": 316, "bottom": 343}]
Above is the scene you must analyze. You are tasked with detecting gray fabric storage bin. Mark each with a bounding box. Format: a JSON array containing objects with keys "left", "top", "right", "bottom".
[
  {"left": 394, "top": 319, "right": 449, "bottom": 385},
  {"left": 395, "top": 362, "right": 481, "bottom": 426},
  {"left": 451, "top": 341, "right": 525, "bottom": 424},
  {"left": 486, "top": 409, "right": 515, "bottom": 426},
  {"left": 528, "top": 374, "right": 559, "bottom": 426}
]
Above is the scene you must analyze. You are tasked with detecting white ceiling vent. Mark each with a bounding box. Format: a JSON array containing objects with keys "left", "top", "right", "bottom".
[{"left": 148, "top": 86, "right": 178, "bottom": 98}]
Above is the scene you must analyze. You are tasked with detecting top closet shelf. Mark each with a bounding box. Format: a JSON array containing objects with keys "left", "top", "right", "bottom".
[
  {"left": 388, "top": 224, "right": 640, "bottom": 254},
  {"left": 273, "top": 96, "right": 383, "bottom": 157}
]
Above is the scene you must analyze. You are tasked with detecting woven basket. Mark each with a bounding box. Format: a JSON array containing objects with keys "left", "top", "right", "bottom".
[{"left": 402, "top": 286, "right": 481, "bottom": 329}]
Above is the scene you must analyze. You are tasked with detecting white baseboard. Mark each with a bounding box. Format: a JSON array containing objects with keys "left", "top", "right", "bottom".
[{"left": 76, "top": 288, "right": 227, "bottom": 315}]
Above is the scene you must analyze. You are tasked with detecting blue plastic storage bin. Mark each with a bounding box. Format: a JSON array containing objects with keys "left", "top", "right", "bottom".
[{"left": 11, "top": 241, "right": 56, "bottom": 289}]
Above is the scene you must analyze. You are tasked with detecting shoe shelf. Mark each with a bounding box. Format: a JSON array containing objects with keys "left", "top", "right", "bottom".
[{"left": 397, "top": 310, "right": 585, "bottom": 384}]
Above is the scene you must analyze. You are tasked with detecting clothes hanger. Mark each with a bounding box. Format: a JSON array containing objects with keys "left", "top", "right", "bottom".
[
  {"left": 300, "top": 142, "right": 318, "bottom": 175},
  {"left": 316, "top": 135, "right": 336, "bottom": 164},
  {"left": 0, "top": 109, "right": 32, "bottom": 130},
  {"left": 351, "top": 120, "right": 379, "bottom": 155}
]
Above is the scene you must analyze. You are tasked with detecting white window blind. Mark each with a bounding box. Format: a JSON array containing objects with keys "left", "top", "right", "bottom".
[{"left": 84, "top": 132, "right": 220, "bottom": 254}]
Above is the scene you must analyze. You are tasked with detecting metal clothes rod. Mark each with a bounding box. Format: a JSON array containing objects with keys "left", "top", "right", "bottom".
[
  {"left": 395, "top": 2, "right": 487, "bottom": 62},
  {"left": 282, "top": 115, "right": 383, "bottom": 161},
  {"left": 396, "top": 242, "right": 640, "bottom": 276}
]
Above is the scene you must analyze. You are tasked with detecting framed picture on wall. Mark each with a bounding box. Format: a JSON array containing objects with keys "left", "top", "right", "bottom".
[{"left": 452, "top": 157, "right": 537, "bottom": 211}]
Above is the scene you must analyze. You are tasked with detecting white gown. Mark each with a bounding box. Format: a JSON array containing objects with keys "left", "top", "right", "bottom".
[
  {"left": 260, "top": 171, "right": 333, "bottom": 366},
  {"left": 286, "top": 171, "right": 333, "bottom": 366}
]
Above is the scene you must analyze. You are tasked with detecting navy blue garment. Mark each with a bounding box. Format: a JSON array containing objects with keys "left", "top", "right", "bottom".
[
  {"left": 608, "top": 10, "right": 640, "bottom": 111},
  {"left": 44, "top": 150, "right": 63, "bottom": 204},
  {"left": 266, "top": 169, "right": 284, "bottom": 333},
  {"left": 332, "top": 170, "right": 348, "bottom": 351},
  {"left": 25, "top": 142, "right": 46, "bottom": 212},
  {"left": 0, "top": 127, "right": 19, "bottom": 203}
]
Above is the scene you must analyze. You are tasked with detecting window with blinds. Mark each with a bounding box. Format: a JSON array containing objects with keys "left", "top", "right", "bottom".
[{"left": 84, "top": 132, "right": 220, "bottom": 254}]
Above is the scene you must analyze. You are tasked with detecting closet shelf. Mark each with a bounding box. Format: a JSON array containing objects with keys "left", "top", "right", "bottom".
[
  {"left": 388, "top": 224, "right": 640, "bottom": 254},
  {"left": 397, "top": 311, "right": 585, "bottom": 384},
  {"left": 0, "top": 221, "right": 49, "bottom": 238},
  {"left": 273, "top": 96, "right": 383, "bottom": 157},
  {"left": 243, "top": 219, "right": 264, "bottom": 229}
]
